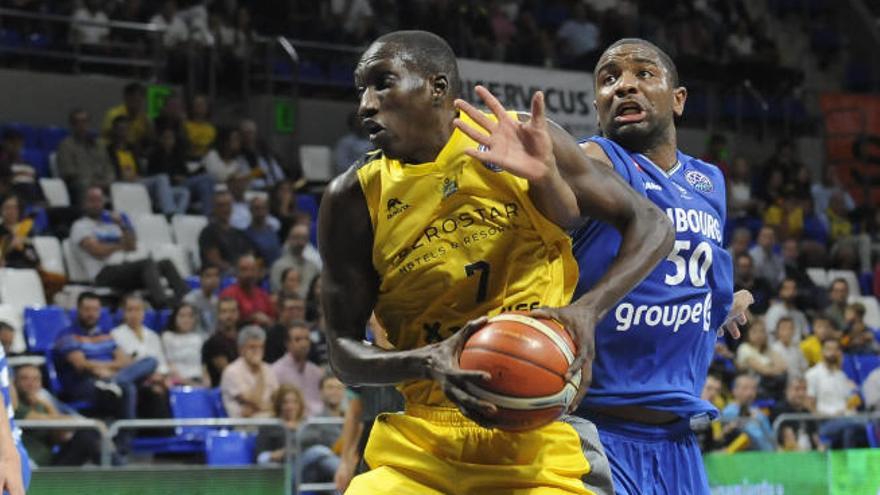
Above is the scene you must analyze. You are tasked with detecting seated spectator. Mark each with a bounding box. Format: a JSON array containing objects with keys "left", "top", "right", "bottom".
[
  {"left": 245, "top": 195, "right": 282, "bottom": 267},
  {"left": 727, "top": 227, "right": 752, "bottom": 261},
  {"left": 220, "top": 325, "right": 278, "bottom": 418},
  {"left": 276, "top": 268, "right": 302, "bottom": 303},
  {"left": 152, "top": 93, "right": 189, "bottom": 153},
  {"left": 54, "top": 292, "right": 158, "bottom": 455},
  {"left": 333, "top": 112, "right": 372, "bottom": 177},
  {"left": 204, "top": 128, "right": 247, "bottom": 183},
  {"left": 0, "top": 322, "right": 16, "bottom": 360},
  {"left": 220, "top": 254, "right": 275, "bottom": 327},
  {"left": 265, "top": 295, "right": 307, "bottom": 363},
  {"left": 146, "top": 128, "right": 193, "bottom": 212},
  {"left": 824, "top": 278, "right": 850, "bottom": 331},
  {"left": 70, "top": 0, "right": 110, "bottom": 47},
  {"left": 555, "top": 3, "right": 600, "bottom": 68},
  {"left": 183, "top": 264, "right": 221, "bottom": 332},
  {"left": 198, "top": 189, "right": 255, "bottom": 275},
  {"left": 107, "top": 115, "right": 188, "bottom": 215},
  {"left": 185, "top": 95, "right": 216, "bottom": 160},
  {"left": 240, "top": 119, "right": 286, "bottom": 190},
  {"left": 0, "top": 130, "right": 40, "bottom": 205},
  {"left": 271, "top": 322, "right": 323, "bottom": 416},
  {"left": 727, "top": 157, "right": 760, "bottom": 219},
  {"left": 781, "top": 239, "right": 821, "bottom": 311},
  {"left": 111, "top": 294, "right": 172, "bottom": 419},
  {"left": 269, "top": 181, "right": 303, "bottom": 238},
  {"left": 827, "top": 192, "right": 853, "bottom": 244},
  {"left": 202, "top": 297, "right": 240, "bottom": 387},
  {"left": 271, "top": 223, "right": 320, "bottom": 296},
  {"left": 763, "top": 188, "right": 804, "bottom": 240},
  {"left": 749, "top": 226, "right": 784, "bottom": 287},
  {"left": 255, "top": 385, "right": 341, "bottom": 485},
  {"left": 0, "top": 195, "right": 66, "bottom": 300},
  {"left": 101, "top": 82, "right": 152, "bottom": 153},
  {"left": 71, "top": 187, "right": 188, "bottom": 308},
  {"left": 318, "top": 375, "right": 345, "bottom": 418},
  {"left": 806, "top": 339, "right": 865, "bottom": 449},
  {"left": 149, "top": 0, "right": 190, "bottom": 49},
  {"left": 770, "top": 317, "right": 808, "bottom": 378},
  {"left": 227, "top": 172, "right": 254, "bottom": 230},
  {"left": 56, "top": 108, "right": 115, "bottom": 204},
  {"left": 162, "top": 303, "right": 207, "bottom": 386},
  {"left": 812, "top": 167, "right": 854, "bottom": 218},
  {"left": 736, "top": 320, "right": 787, "bottom": 398},
  {"left": 733, "top": 253, "right": 772, "bottom": 314},
  {"left": 764, "top": 278, "right": 809, "bottom": 342},
  {"left": 769, "top": 377, "right": 820, "bottom": 451},
  {"left": 720, "top": 374, "right": 775, "bottom": 451},
  {"left": 13, "top": 364, "right": 101, "bottom": 466},
  {"left": 841, "top": 302, "right": 879, "bottom": 354},
  {"left": 800, "top": 317, "right": 839, "bottom": 368}
]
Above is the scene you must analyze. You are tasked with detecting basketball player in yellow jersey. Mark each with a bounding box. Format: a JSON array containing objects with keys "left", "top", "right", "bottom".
[{"left": 319, "top": 31, "right": 674, "bottom": 494}]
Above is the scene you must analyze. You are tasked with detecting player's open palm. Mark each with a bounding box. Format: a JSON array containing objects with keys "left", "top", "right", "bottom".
[{"left": 454, "top": 86, "right": 556, "bottom": 183}]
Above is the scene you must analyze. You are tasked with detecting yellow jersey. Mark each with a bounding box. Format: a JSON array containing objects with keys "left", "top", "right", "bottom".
[{"left": 356, "top": 111, "right": 577, "bottom": 408}]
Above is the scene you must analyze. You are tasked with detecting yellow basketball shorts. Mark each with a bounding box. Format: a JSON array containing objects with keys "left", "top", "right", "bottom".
[{"left": 346, "top": 404, "right": 596, "bottom": 495}]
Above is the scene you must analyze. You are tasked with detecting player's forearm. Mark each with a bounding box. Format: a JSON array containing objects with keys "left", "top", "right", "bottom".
[
  {"left": 329, "top": 337, "right": 431, "bottom": 386},
  {"left": 528, "top": 165, "right": 581, "bottom": 230}
]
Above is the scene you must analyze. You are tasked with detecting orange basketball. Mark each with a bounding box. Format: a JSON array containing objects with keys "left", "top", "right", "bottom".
[{"left": 459, "top": 313, "right": 580, "bottom": 431}]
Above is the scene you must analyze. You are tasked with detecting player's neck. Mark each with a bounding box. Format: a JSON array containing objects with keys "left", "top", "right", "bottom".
[
  {"left": 405, "top": 110, "right": 457, "bottom": 164},
  {"left": 640, "top": 128, "right": 678, "bottom": 171}
]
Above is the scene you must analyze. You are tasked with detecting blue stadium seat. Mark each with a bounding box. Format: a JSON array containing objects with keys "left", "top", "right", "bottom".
[
  {"left": 0, "top": 29, "right": 23, "bottom": 48},
  {"left": 866, "top": 421, "right": 879, "bottom": 449},
  {"left": 169, "top": 387, "right": 224, "bottom": 441},
  {"left": 296, "top": 193, "right": 319, "bottom": 221},
  {"left": 24, "top": 306, "right": 71, "bottom": 353},
  {"left": 44, "top": 350, "right": 94, "bottom": 412},
  {"left": 842, "top": 354, "right": 859, "bottom": 384},
  {"left": 219, "top": 275, "right": 236, "bottom": 291},
  {"left": 21, "top": 147, "right": 49, "bottom": 177},
  {"left": 853, "top": 354, "right": 880, "bottom": 385},
  {"left": 205, "top": 430, "right": 256, "bottom": 466},
  {"left": 150, "top": 309, "right": 171, "bottom": 331},
  {"left": 186, "top": 275, "right": 201, "bottom": 290},
  {"left": 39, "top": 126, "right": 68, "bottom": 151},
  {"left": 4, "top": 123, "right": 39, "bottom": 148}
]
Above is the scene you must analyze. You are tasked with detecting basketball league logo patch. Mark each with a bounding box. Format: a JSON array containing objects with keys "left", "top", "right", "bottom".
[
  {"left": 685, "top": 170, "right": 713, "bottom": 193},
  {"left": 478, "top": 144, "right": 503, "bottom": 172}
]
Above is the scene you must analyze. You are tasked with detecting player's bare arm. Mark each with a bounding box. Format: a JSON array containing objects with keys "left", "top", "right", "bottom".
[{"left": 318, "top": 168, "right": 497, "bottom": 420}]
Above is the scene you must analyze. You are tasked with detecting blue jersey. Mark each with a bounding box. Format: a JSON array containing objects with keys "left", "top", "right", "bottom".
[
  {"left": 572, "top": 136, "right": 733, "bottom": 419},
  {"left": 0, "top": 346, "right": 21, "bottom": 446}
]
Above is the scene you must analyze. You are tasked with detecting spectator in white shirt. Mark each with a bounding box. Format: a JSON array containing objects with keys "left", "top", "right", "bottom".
[
  {"left": 161, "top": 303, "right": 207, "bottom": 386},
  {"left": 71, "top": 0, "right": 109, "bottom": 46},
  {"left": 770, "top": 317, "right": 808, "bottom": 378},
  {"left": 805, "top": 339, "right": 856, "bottom": 416},
  {"left": 221, "top": 325, "right": 279, "bottom": 418},
  {"left": 150, "top": 0, "right": 190, "bottom": 48},
  {"left": 204, "top": 128, "right": 248, "bottom": 183},
  {"left": 748, "top": 226, "right": 784, "bottom": 287},
  {"left": 764, "top": 278, "right": 810, "bottom": 342},
  {"left": 736, "top": 320, "right": 788, "bottom": 398}
]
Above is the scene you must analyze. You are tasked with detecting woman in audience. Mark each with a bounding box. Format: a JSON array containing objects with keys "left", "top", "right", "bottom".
[
  {"left": 162, "top": 303, "right": 208, "bottom": 386},
  {"left": 203, "top": 127, "right": 246, "bottom": 183},
  {"left": 272, "top": 267, "right": 301, "bottom": 306},
  {"left": 255, "top": 384, "right": 341, "bottom": 485},
  {"left": 0, "top": 194, "right": 66, "bottom": 300},
  {"left": 736, "top": 319, "right": 788, "bottom": 399}
]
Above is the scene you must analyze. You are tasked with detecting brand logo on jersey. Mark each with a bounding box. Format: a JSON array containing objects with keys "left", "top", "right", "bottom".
[
  {"left": 674, "top": 183, "right": 692, "bottom": 200},
  {"left": 685, "top": 170, "right": 713, "bottom": 193},
  {"left": 386, "top": 198, "right": 411, "bottom": 219},
  {"left": 645, "top": 181, "right": 662, "bottom": 191},
  {"left": 478, "top": 145, "right": 503, "bottom": 172},
  {"left": 442, "top": 178, "right": 458, "bottom": 199}
]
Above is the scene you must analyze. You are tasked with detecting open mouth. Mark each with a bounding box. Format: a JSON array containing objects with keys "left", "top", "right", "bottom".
[
  {"left": 614, "top": 101, "right": 647, "bottom": 124},
  {"left": 362, "top": 119, "right": 386, "bottom": 140}
]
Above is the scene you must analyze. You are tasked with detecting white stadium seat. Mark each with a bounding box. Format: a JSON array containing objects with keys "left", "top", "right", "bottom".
[
  {"left": 806, "top": 267, "right": 828, "bottom": 288},
  {"left": 111, "top": 182, "right": 152, "bottom": 216},
  {"left": 0, "top": 268, "right": 46, "bottom": 309},
  {"left": 62, "top": 238, "right": 90, "bottom": 283},
  {"left": 39, "top": 178, "right": 70, "bottom": 207},
  {"left": 151, "top": 243, "right": 192, "bottom": 278},
  {"left": 131, "top": 214, "right": 174, "bottom": 249},
  {"left": 299, "top": 145, "right": 333, "bottom": 182},
  {"left": 0, "top": 304, "right": 26, "bottom": 354},
  {"left": 172, "top": 214, "right": 208, "bottom": 269},
  {"left": 33, "top": 236, "right": 65, "bottom": 276},
  {"left": 827, "top": 269, "right": 861, "bottom": 299}
]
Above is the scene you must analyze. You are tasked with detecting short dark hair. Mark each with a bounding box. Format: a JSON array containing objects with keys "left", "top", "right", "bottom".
[
  {"left": 284, "top": 321, "right": 311, "bottom": 343},
  {"left": 77, "top": 291, "right": 101, "bottom": 307},
  {"left": 200, "top": 263, "right": 220, "bottom": 276},
  {"left": 218, "top": 296, "right": 238, "bottom": 309},
  {"left": 776, "top": 316, "right": 794, "bottom": 330},
  {"left": 370, "top": 30, "right": 461, "bottom": 98},
  {"left": 596, "top": 38, "right": 680, "bottom": 87},
  {"left": 123, "top": 82, "right": 145, "bottom": 97},
  {"left": 319, "top": 373, "right": 340, "bottom": 389},
  {"left": 0, "top": 321, "right": 13, "bottom": 333}
]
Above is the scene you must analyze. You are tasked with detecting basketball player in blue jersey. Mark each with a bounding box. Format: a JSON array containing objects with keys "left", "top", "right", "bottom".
[
  {"left": 0, "top": 344, "right": 28, "bottom": 495},
  {"left": 564, "top": 39, "right": 753, "bottom": 494}
]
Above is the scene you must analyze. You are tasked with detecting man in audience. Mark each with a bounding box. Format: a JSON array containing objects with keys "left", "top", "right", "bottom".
[
  {"left": 771, "top": 317, "right": 808, "bottom": 378},
  {"left": 71, "top": 186, "right": 188, "bottom": 308},
  {"left": 825, "top": 278, "right": 850, "bottom": 331},
  {"left": 220, "top": 254, "right": 275, "bottom": 327},
  {"left": 842, "top": 302, "right": 879, "bottom": 354},
  {"left": 781, "top": 238, "right": 821, "bottom": 311},
  {"left": 101, "top": 82, "right": 152, "bottom": 152},
  {"left": 764, "top": 277, "right": 809, "bottom": 342},
  {"left": 245, "top": 194, "right": 282, "bottom": 266},
  {"left": 56, "top": 108, "right": 115, "bottom": 205},
  {"left": 227, "top": 172, "right": 254, "bottom": 230},
  {"left": 805, "top": 339, "right": 865, "bottom": 449},
  {"left": 720, "top": 374, "right": 775, "bottom": 451},
  {"left": 749, "top": 226, "right": 784, "bottom": 287},
  {"left": 0, "top": 322, "right": 15, "bottom": 361},
  {"left": 184, "top": 264, "right": 221, "bottom": 332},
  {"left": 264, "top": 295, "right": 307, "bottom": 363},
  {"left": 769, "top": 377, "right": 819, "bottom": 451},
  {"left": 318, "top": 375, "right": 346, "bottom": 418},
  {"left": 271, "top": 322, "right": 323, "bottom": 416},
  {"left": 270, "top": 223, "right": 320, "bottom": 296},
  {"left": 734, "top": 253, "right": 772, "bottom": 314},
  {"left": 220, "top": 325, "right": 278, "bottom": 418},
  {"left": 727, "top": 227, "right": 752, "bottom": 261},
  {"left": 198, "top": 189, "right": 254, "bottom": 275},
  {"left": 240, "top": 119, "right": 287, "bottom": 190},
  {"left": 801, "top": 317, "right": 840, "bottom": 367},
  {"left": 201, "top": 297, "right": 240, "bottom": 387},
  {"left": 333, "top": 111, "right": 372, "bottom": 177}
]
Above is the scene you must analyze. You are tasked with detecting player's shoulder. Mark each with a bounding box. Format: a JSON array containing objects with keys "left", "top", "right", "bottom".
[
  {"left": 682, "top": 152, "right": 724, "bottom": 181},
  {"left": 680, "top": 152, "right": 726, "bottom": 195}
]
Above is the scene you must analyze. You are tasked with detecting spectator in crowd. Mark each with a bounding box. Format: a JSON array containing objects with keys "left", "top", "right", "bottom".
[
  {"left": 101, "top": 83, "right": 152, "bottom": 152},
  {"left": 269, "top": 182, "right": 305, "bottom": 241},
  {"left": 556, "top": 2, "right": 600, "bottom": 68},
  {"left": 146, "top": 128, "right": 192, "bottom": 212},
  {"left": 770, "top": 317, "right": 808, "bottom": 378},
  {"left": 0, "top": 130, "right": 40, "bottom": 205},
  {"left": 736, "top": 320, "right": 788, "bottom": 398},
  {"left": 270, "top": 223, "right": 320, "bottom": 296},
  {"left": 71, "top": 186, "right": 188, "bottom": 308},
  {"left": 154, "top": 101, "right": 215, "bottom": 215},
  {"left": 54, "top": 292, "right": 157, "bottom": 455},
  {"left": 720, "top": 374, "right": 775, "bottom": 451},
  {"left": 318, "top": 375, "right": 346, "bottom": 418},
  {"left": 801, "top": 316, "right": 839, "bottom": 367},
  {"left": 827, "top": 192, "right": 853, "bottom": 244},
  {"left": 70, "top": 0, "right": 110, "bottom": 47},
  {"left": 769, "top": 377, "right": 820, "bottom": 451},
  {"left": 220, "top": 254, "right": 275, "bottom": 327},
  {"left": 221, "top": 325, "right": 278, "bottom": 418},
  {"left": 749, "top": 226, "right": 784, "bottom": 287},
  {"left": 806, "top": 339, "right": 866, "bottom": 449},
  {"left": 56, "top": 108, "right": 115, "bottom": 204},
  {"left": 162, "top": 303, "right": 207, "bottom": 386},
  {"left": 333, "top": 112, "right": 372, "bottom": 176},
  {"left": 842, "top": 302, "right": 879, "bottom": 354},
  {"left": 696, "top": 374, "right": 726, "bottom": 452},
  {"left": 733, "top": 253, "right": 772, "bottom": 314},
  {"left": 204, "top": 127, "right": 247, "bottom": 183},
  {"left": 184, "top": 264, "right": 221, "bottom": 332},
  {"left": 725, "top": 20, "right": 754, "bottom": 61},
  {"left": 240, "top": 119, "right": 286, "bottom": 190},
  {"left": 781, "top": 238, "right": 821, "bottom": 311},
  {"left": 328, "top": 0, "right": 374, "bottom": 43},
  {"left": 152, "top": 93, "right": 189, "bottom": 153},
  {"left": 812, "top": 167, "right": 854, "bottom": 218},
  {"left": 0, "top": 322, "right": 15, "bottom": 359},
  {"left": 765, "top": 278, "right": 810, "bottom": 341},
  {"left": 825, "top": 278, "right": 850, "bottom": 331},
  {"left": 107, "top": 115, "right": 188, "bottom": 215},
  {"left": 185, "top": 95, "right": 216, "bottom": 161},
  {"left": 13, "top": 364, "right": 101, "bottom": 466},
  {"left": 201, "top": 297, "right": 240, "bottom": 387},
  {"left": 275, "top": 268, "right": 302, "bottom": 303},
  {"left": 227, "top": 171, "right": 254, "bottom": 230},
  {"left": 265, "top": 295, "right": 307, "bottom": 363},
  {"left": 271, "top": 322, "right": 323, "bottom": 417},
  {"left": 0, "top": 194, "right": 66, "bottom": 299},
  {"left": 863, "top": 365, "right": 880, "bottom": 411},
  {"left": 110, "top": 294, "right": 172, "bottom": 420},
  {"left": 726, "top": 157, "right": 759, "bottom": 219},
  {"left": 198, "top": 189, "right": 255, "bottom": 274},
  {"left": 727, "top": 227, "right": 752, "bottom": 261},
  {"left": 149, "top": 0, "right": 190, "bottom": 49}
]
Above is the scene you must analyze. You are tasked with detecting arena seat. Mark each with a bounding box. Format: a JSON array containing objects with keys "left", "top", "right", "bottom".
[
  {"left": 151, "top": 243, "right": 192, "bottom": 278},
  {"left": 0, "top": 304, "right": 26, "bottom": 354},
  {"left": 854, "top": 296, "right": 880, "bottom": 329},
  {"left": 205, "top": 430, "right": 256, "bottom": 466},
  {"left": 62, "top": 238, "right": 90, "bottom": 283},
  {"left": 110, "top": 182, "right": 152, "bottom": 216},
  {"left": 39, "top": 126, "right": 68, "bottom": 151},
  {"left": 171, "top": 214, "right": 208, "bottom": 269},
  {"left": 299, "top": 145, "right": 333, "bottom": 183},
  {"left": 39, "top": 178, "right": 70, "bottom": 207},
  {"left": 23, "top": 306, "right": 70, "bottom": 353},
  {"left": 806, "top": 267, "right": 829, "bottom": 288},
  {"left": 44, "top": 350, "right": 94, "bottom": 412},
  {"left": 842, "top": 354, "right": 859, "bottom": 384},
  {"left": 21, "top": 147, "right": 50, "bottom": 177},
  {"left": 3, "top": 123, "right": 39, "bottom": 148},
  {"left": 131, "top": 214, "right": 174, "bottom": 248},
  {"left": 32, "top": 236, "right": 65, "bottom": 277},
  {"left": 852, "top": 354, "right": 880, "bottom": 385},
  {"left": 0, "top": 268, "right": 46, "bottom": 308},
  {"left": 827, "top": 269, "right": 861, "bottom": 299}
]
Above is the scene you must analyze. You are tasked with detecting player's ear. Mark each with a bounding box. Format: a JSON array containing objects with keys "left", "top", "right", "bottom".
[
  {"left": 672, "top": 86, "right": 687, "bottom": 118},
  {"left": 432, "top": 74, "right": 449, "bottom": 105}
]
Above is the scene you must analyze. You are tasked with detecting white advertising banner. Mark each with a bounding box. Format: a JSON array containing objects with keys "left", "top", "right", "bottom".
[{"left": 457, "top": 58, "right": 597, "bottom": 138}]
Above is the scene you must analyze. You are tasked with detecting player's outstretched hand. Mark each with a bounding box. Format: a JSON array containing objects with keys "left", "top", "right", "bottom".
[
  {"left": 0, "top": 448, "right": 24, "bottom": 495},
  {"left": 529, "top": 305, "right": 596, "bottom": 414},
  {"left": 718, "top": 290, "right": 754, "bottom": 339},
  {"left": 454, "top": 86, "right": 557, "bottom": 183},
  {"left": 426, "top": 316, "right": 499, "bottom": 427}
]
